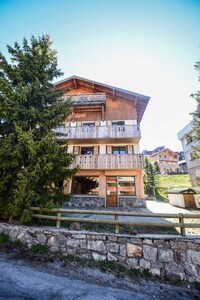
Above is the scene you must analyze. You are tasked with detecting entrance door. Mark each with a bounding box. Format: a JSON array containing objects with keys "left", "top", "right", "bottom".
[{"left": 106, "top": 177, "right": 118, "bottom": 207}]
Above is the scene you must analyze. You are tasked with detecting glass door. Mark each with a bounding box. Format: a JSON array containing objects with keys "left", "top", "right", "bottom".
[{"left": 106, "top": 177, "right": 118, "bottom": 207}]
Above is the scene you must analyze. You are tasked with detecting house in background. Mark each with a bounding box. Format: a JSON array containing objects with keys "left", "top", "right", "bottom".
[
  {"left": 143, "top": 147, "right": 179, "bottom": 173},
  {"left": 178, "top": 121, "right": 200, "bottom": 186},
  {"left": 55, "top": 76, "right": 150, "bottom": 208}
]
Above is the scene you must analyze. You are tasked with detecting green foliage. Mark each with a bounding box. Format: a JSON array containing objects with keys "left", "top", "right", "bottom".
[
  {"left": 190, "top": 60, "right": 200, "bottom": 187},
  {"left": 191, "top": 60, "right": 200, "bottom": 144},
  {"left": 130, "top": 268, "right": 152, "bottom": 277},
  {"left": 143, "top": 157, "right": 159, "bottom": 197},
  {"left": 12, "top": 239, "right": 28, "bottom": 250},
  {"left": 156, "top": 174, "right": 191, "bottom": 200},
  {"left": 31, "top": 243, "right": 49, "bottom": 254},
  {"left": 0, "top": 232, "right": 9, "bottom": 243},
  {"left": 0, "top": 35, "right": 77, "bottom": 221}
]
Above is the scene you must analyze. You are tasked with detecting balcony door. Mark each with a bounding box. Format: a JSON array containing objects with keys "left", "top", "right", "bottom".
[{"left": 106, "top": 177, "right": 118, "bottom": 207}]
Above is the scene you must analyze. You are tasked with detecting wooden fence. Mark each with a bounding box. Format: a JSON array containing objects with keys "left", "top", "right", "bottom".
[{"left": 30, "top": 208, "right": 200, "bottom": 236}]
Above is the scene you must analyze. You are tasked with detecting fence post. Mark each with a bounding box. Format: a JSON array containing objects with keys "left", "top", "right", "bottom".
[
  {"left": 56, "top": 212, "right": 61, "bottom": 229},
  {"left": 179, "top": 213, "right": 186, "bottom": 236},
  {"left": 115, "top": 214, "right": 119, "bottom": 234}
]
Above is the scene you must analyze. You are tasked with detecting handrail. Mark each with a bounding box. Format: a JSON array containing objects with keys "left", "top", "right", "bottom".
[{"left": 30, "top": 207, "right": 200, "bottom": 236}]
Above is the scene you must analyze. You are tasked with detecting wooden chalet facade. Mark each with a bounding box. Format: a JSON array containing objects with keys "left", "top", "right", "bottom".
[
  {"left": 147, "top": 148, "right": 180, "bottom": 174},
  {"left": 55, "top": 76, "right": 150, "bottom": 208}
]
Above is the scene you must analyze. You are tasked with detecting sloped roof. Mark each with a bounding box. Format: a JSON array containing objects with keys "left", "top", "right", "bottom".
[
  {"left": 167, "top": 188, "right": 195, "bottom": 194},
  {"left": 55, "top": 75, "right": 150, "bottom": 124},
  {"left": 150, "top": 148, "right": 177, "bottom": 157}
]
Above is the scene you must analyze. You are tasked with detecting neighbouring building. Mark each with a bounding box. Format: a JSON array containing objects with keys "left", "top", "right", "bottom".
[
  {"left": 178, "top": 121, "right": 200, "bottom": 186},
  {"left": 143, "top": 147, "right": 179, "bottom": 174},
  {"left": 55, "top": 76, "right": 150, "bottom": 208},
  {"left": 176, "top": 151, "right": 188, "bottom": 173}
]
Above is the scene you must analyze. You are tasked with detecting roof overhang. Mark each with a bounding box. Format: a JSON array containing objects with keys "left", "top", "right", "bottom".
[{"left": 55, "top": 75, "right": 150, "bottom": 124}]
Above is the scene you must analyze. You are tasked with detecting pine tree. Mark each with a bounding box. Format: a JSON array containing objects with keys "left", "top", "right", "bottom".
[
  {"left": 191, "top": 60, "right": 200, "bottom": 159},
  {"left": 143, "top": 157, "right": 158, "bottom": 198},
  {"left": 0, "top": 35, "right": 77, "bottom": 222}
]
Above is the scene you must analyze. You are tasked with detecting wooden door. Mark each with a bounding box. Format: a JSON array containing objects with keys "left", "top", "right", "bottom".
[{"left": 106, "top": 177, "right": 117, "bottom": 207}]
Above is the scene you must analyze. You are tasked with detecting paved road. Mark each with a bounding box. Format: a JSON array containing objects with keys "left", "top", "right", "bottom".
[{"left": 0, "top": 254, "right": 199, "bottom": 300}]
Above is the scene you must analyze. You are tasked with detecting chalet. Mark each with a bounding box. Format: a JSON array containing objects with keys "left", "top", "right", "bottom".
[
  {"left": 55, "top": 76, "right": 150, "bottom": 208},
  {"left": 144, "top": 147, "right": 179, "bottom": 174}
]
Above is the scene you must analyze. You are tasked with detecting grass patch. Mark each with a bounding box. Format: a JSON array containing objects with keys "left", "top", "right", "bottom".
[
  {"left": 0, "top": 232, "right": 9, "bottom": 243},
  {"left": 31, "top": 243, "right": 49, "bottom": 254},
  {"left": 156, "top": 174, "right": 191, "bottom": 200},
  {"left": 12, "top": 239, "right": 28, "bottom": 250}
]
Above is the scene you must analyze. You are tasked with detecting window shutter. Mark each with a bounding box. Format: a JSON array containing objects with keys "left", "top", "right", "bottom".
[
  {"left": 94, "top": 146, "right": 99, "bottom": 154},
  {"left": 74, "top": 146, "right": 80, "bottom": 155},
  {"left": 107, "top": 145, "right": 112, "bottom": 154},
  {"left": 128, "top": 145, "right": 133, "bottom": 154},
  {"left": 95, "top": 121, "right": 99, "bottom": 126}
]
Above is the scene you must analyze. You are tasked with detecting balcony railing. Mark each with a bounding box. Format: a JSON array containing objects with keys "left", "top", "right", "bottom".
[
  {"left": 71, "top": 154, "right": 144, "bottom": 170},
  {"left": 56, "top": 125, "right": 141, "bottom": 140},
  {"left": 64, "top": 93, "right": 106, "bottom": 106}
]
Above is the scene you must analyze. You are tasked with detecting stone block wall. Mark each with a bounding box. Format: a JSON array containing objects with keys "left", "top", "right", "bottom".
[
  {"left": 118, "top": 197, "right": 146, "bottom": 208},
  {"left": 0, "top": 223, "right": 199, "bottom": 282},
  {"left": 64, "top": 196, "right": 105, "bottom": 208},
  {"left": 64, "top": 196, "right": 146, "bottom": 208}
]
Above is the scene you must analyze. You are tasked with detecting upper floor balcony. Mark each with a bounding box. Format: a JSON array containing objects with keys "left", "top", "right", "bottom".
[
  {"left": 56, "top": 124, "right": 141, "bottom": 144},
  {"left": 64, "top": 93, "right": 106, "bottom": 106},
  {"left": 71, "top": 154, "right": 144, "bottom": 170}
]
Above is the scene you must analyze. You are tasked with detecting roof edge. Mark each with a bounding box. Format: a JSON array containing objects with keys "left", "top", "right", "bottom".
[{"left": 54, "top": 75, "right": 150, "bottom": 101}]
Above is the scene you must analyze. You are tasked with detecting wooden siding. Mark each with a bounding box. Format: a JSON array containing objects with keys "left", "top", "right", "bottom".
[
  {"left": 65, "top": 88, "right": 137, "bottom": 122},
  {"left": 71, "top": 154, "right": 144, "bottom": 170}
]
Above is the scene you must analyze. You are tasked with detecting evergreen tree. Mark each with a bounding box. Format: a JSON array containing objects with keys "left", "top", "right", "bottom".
[
  {"left": 191, "top": 60, "right": 200, "bottom": 159},
  {"left": 154, "top": 161, "right": 160, "bottom": 174},
  {"left": 143, "top": 157, "right": 158, "bottom": 197},
  {"left": 0, "top": 35, "right": 77, "bottom": 222}
]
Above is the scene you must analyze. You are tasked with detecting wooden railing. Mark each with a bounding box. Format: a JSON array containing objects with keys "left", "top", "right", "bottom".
[
  {"left": 30, "top": 207, "right": 200, "bottom": 236},
  {"left": 56, "top": 124, "right": 141, "bottom": 140},
  {"left": 64, "top": 93, "right": 106, "bottom": 106},
  {"left": 71, "top": 154, "right": 144, "bottom": 170}
]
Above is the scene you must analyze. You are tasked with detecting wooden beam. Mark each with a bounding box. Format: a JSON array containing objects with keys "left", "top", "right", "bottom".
[
  {"left": 73, "top": 78, "right": 78, "bottom": 89},
  {"left": 101, "top": 106, "right": 105, "bottom": 121},
  {"left": 112, "top": 89, "right": 115, "bottom": 100}
]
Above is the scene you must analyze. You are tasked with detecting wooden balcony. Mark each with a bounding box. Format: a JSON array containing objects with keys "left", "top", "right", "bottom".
[
  {"left": 56, "top": 125, "right": 141, "bottom": 143},
  {"left": 64, "top": 93, "right": 106, "bottom": 106},
  {"left": 71, "top": 154, "right": 144, "bottom": 170}
]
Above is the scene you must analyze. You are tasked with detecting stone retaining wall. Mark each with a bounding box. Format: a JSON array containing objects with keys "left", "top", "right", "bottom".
[
  {"left": 64, "top": 196, "right": 146, "bottom": 208},
  {"left": 0, "top": 223, "right": 199, "bottom": 282},
  {"left": 118, "top": 197, "right": 146, "bottom": 208},
  {"left": 64, "top": 196, "right": 105, "bottom": 208}
]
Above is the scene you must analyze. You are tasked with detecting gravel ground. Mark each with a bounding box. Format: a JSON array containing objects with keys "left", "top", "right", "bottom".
[{"left": 0, "top": 242, "right": 199, "bottom": 300}]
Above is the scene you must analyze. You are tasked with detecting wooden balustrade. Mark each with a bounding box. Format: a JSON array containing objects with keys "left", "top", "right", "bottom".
[
  {"left": 30, "top": 207, "right": 200, "bottom": 236},
  {"left": 64, "top": 93, "right": 106, "bottom": 106},
  {"left": 71, "top": 154, "right": 144, "bottom": 170},
  {"left": 57, "top": 125, "right": 141, "bottom": 140}
]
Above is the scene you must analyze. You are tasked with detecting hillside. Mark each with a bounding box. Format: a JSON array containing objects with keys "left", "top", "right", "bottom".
[{"left": 155, "top": 174, "right": 191, "bottom": 200}]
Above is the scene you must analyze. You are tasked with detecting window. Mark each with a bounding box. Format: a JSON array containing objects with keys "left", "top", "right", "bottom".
[
  {"left": 82, "top": 122, "right": 95, "bottom": 127},
  {"left": 112, "top": 146, "right": 127, "bottom": 154},
  {"left": 71, "top": 176, "right": 99, "bottom": 195},
  {"left": 118, "top": 176, "right": 136, "bottom": 196},
  {"left": 186, "top": 136, "right": 193, "bottom": 144},
  {"left": 112, "top": 121, "right": 125, "bottom": 126},
  {"left": 81, "top": 147, "right": 94, "bottom": 155}
]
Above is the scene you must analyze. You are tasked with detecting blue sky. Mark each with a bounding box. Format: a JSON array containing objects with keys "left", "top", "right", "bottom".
[{"left": 1, "top": 0, "right": 200, "bottom": 151}]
